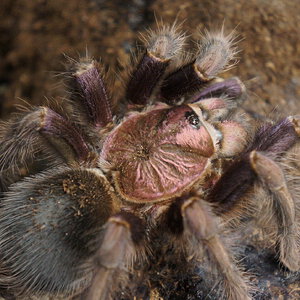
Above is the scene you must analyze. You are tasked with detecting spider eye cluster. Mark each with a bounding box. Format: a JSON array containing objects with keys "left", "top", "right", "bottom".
[{"left": 185, "top": 111, "right": 201, "bottom": 129}]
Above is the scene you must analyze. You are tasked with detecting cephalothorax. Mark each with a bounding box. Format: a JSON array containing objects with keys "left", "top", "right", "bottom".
[
  {"left": 0, "top": 24, "right": 299, "bottom": 300},
  {"left": 101, "top": 101, "right": 245, "bottom": 203}
]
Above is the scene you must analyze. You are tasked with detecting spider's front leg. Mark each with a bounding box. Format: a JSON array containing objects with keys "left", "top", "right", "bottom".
[
  {"left": 250, "top": 150, "right": 298, "bottom": 270},
  {"left": 126, "top": 24, "right": 185, "bottom": 106},
  {"left": 160, "top": 29, "right": 238, "bottom": 103},
  {"left": 210, "top": 115, "right": 300, "bottom": 271},
  {"left": 165, "top": 195, "right": 251, "bottom": 300}
]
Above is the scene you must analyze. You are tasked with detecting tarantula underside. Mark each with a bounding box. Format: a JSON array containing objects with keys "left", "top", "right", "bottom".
[{"left": 0, "top": 24, "right": 300, "bottom": 300}]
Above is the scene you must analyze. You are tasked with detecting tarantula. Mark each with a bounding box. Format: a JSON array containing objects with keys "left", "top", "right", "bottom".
[{"left": 0, "top": 24, "right": 299, "bottom": 300}]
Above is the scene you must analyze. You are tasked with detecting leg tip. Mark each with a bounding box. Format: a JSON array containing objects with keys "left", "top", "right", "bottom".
[
  {"left": 249, "top": 150, "right": 259, "bottom": 170},
  {"left": 280, "top": 234, "right": 300, "bottom": 272},
  {"left": 288, "top": 115, "right": 300, "bottom": 136},
  {"left": 249, "top": 150, "right": 288, "bottom": 190}
]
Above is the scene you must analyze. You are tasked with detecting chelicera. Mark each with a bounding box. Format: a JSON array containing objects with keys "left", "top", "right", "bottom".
[{"left": 0, "top": 24, "right": 299, "bottom": 300}]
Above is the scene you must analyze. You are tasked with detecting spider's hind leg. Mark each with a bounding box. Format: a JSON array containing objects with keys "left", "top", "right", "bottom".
[
  {"left": 80, "top": 212, "right": 145, "bottom": 300},
  {"left": 165, "top": 196, "right": 252, "bottom": 300}
]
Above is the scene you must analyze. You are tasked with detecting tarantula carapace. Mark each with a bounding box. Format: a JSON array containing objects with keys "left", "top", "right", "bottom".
[{"left": 0, "top": 24, "right": 299, "bottom": 300}]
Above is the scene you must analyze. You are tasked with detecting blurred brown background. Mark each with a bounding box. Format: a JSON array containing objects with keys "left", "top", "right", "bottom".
[{"left": 1, "top": 0, "right": 300, "bottom": 119}]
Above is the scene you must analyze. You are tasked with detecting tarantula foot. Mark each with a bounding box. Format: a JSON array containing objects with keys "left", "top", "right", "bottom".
[
  {"left": 250, "top": 150, "right": 300, "bottom": 271},
  {"left": 288, "top": 115, "right": 300, "bottom": 136}
]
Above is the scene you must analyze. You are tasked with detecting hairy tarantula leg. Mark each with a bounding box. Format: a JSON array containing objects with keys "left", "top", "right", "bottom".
[
  {"left": 288, "top": 115, "right": 300, "bottom": 136},
  {"left": 126, "top": 25, "right": 185, "bottom": 105},
  {"left": 161, "top": 30, "right": 237, "bottom": 103},
  {"left": 249, "top": 116, "right": 300, "bottom": 155},
  {"left": 82, "top": 212, "right": 144, "bottom": 300},
  {"left": 0, "top": 107, "right": 93, "bottom": 176},
  {"left": 209, "top": 116, "right": 300, "bottom": 213},
  {"left": 69, "top": 59, "right": 112, "bottom": 128},
  {"left": 38, "top": 107, "right": 95, "bottom": 164},
  {"left": 189, "top": 77, "right": 245, "bottom": 103},
  {"left": 208, "top": 117, "right": 300, "bottom": 271},
  {"left": 167, "top": 197, "right": 251, "bottom": 300},
  {"left": 250, "top": 151, "right": 299, "bottom": 271}
]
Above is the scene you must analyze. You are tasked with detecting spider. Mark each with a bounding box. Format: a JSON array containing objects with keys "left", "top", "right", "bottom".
[{"left": 0, "top": 23, "right": 299, "bottom": 300}]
